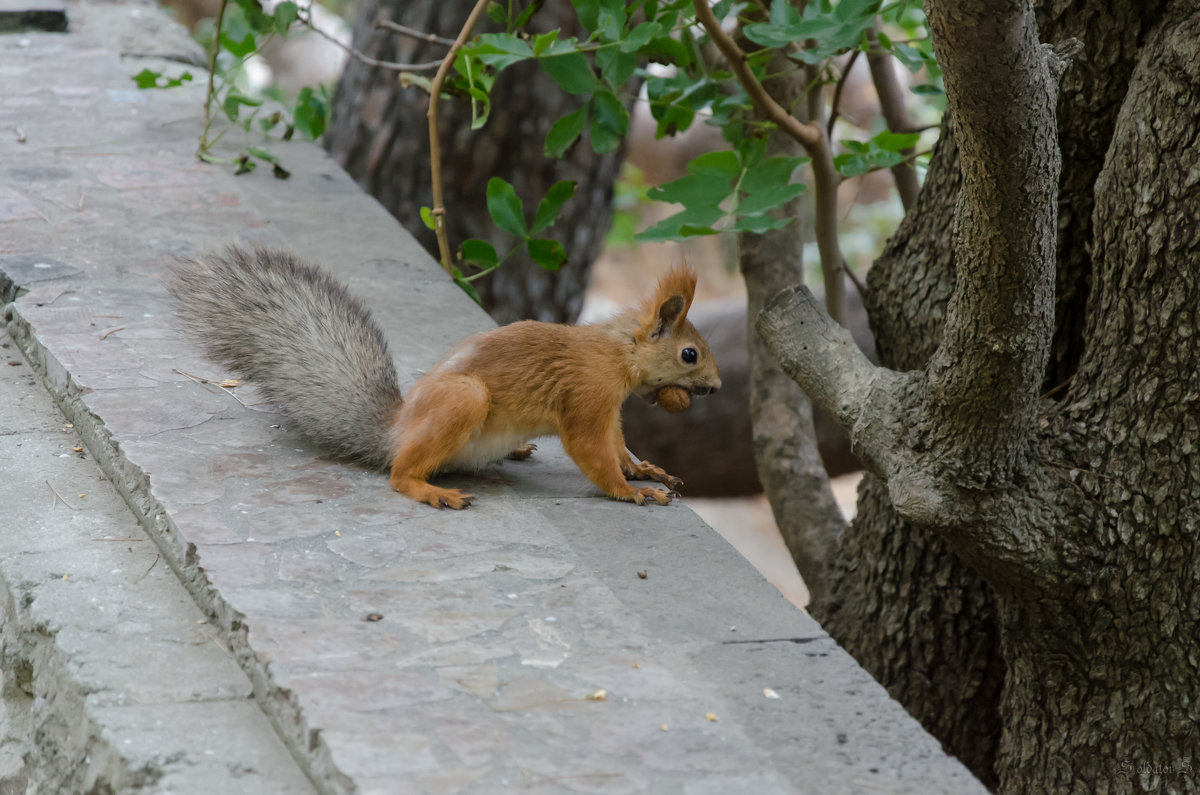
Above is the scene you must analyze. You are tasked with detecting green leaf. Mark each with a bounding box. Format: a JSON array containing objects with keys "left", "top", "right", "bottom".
[
  {"left": 131, "top": 69, "right": 194, "bottom": 89},
  {"left": 620, "top": 20, "right": 663, "bottom": 52},
  {"left": 732, "top": 214, "right": 792, "bottom": 233},
  {"left": 420, "top": 206, "right": 437, "bottom": 231},
  {"left": 833, "top": 153, "right": 872, "bottom": 177},
  {"left": 911, "top": 83, "right": 944, "bottom": 96},
  {"left": 573, "top": 0, "right": 600, "bottom": 32},
  {"left": 486, "top": 1, "right": 507, "bottom": 25},
  {"left": 539, "top": 51, "right": 599, "bottom": 95},
  {"left": 641, "top": 35, "right": 691, "bottom": 66},
  {"left": 132, "top": 69, "right": 162, "bottom": 89},
  {"left": 272, "top": 1, "right": 298, "bottom": 33},
  {"left": 219, "top": 6, "right": 258, "bottom": 57},
  {"left": 222, "top": 91, "right": 262, "bottom": 121},
  {"left": 246, "top": 146, "right": 279, "bottom": 163},
  {"left": 293, "top": 85, "right": 328, "bottom": 140},
  {"left": 633, "top": 202, "right": 724, "bottom": 242},
  {"left": 589, "top": 89, "right": 629, "bottom": 154},
  {"left": 465, "top": 33, "right": 534, "bottom": 69},
  {"left": 486, "top": 177, "right": 527, "bottom": 238},
  {"left": 873, "top": 129, "right": 920, "bottom": 151},
  {"left": 232, "top": 0, "right": 274, "bottom": 32},
  {"left": 531, "top": 181, "right": 577, "bottom": 234},
  {"left": 738, "top": 155, "right": 809, "bottom": 214},
  {"left": 596, "top": 45, "right": 637, "bottom": 87},
  {"left": 595, "top": 0, "right": 625, "bottom": 40},
  {"left": 531, "top": 30, "right": 559, "bottom": 56},
  {"left": 545, "top": 106, "right": 588, "bottom": 158},
  {"left": 467, "top": 85, "right": 492, "bottom": 130},
  {"left": 527, "top": 237, "right": 567, "bottom": 270},
  {"left": 648, "top": 159, "right": 737, "bottom": 207},
  {"left": 635, "top": 204, "right": 725, "bottom": 243},
  {"left": 688, "top": 150, "right": 741, "bottom": 176},
  {"left": 460, "top": 238, "right": 499, "bottom": 269}
]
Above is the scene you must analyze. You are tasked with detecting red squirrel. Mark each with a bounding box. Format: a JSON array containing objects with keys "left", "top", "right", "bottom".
[{"left": 169, "top": 247, "right": 720, "bottom": 508}]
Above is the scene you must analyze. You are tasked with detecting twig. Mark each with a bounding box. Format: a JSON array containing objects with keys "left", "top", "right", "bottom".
[
  {"left": 192, "top": 624, "right": 232, "bottom": 656},
  {"left": 374, "top": 13, "right": 456, "bottom": 47},
  {"left": 427, "top": 0, "right": 494, "bottom": 274},
  {"left": 691, "top": 0, "right": 823, "bottom": 151},
  {"left": 173, "top": 368, "right": 249, "bottom": 407},
  {"left": 805, "top": 64, "right": 846, "bottom": 326},
  {"left": 865, "top": 26, "right": 919, "bottom": 211},
  {"left": 843, "top": 259, "right": 866, "bottom": 298},
  {"left": 827, "top": 50, "right": 860, "bottom": 138},
  {"left": 99, "top": 326, "right": 124, "bottom": 341},
  {"left": 298, "top": 11, "right": 443, "bottom": 71},
  {"left": 134, "top": 554, "right": 160, "bottom": 584},
  {"left": 199, "top": 0, "right": 230, "bottom": 159},
  {"left": 46, "top": 480, "right": 77, "bottom": 510}
]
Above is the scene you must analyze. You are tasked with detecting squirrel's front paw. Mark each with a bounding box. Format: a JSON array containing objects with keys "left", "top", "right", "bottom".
[
  {"left": 626, "top": 460, "right": 684, "bottom": 491},
  {"left": 620, "top": 486, "right": 674, "bottom": 506},
  {"left": 392, "top": 477, "right": 475, "bottom": 510}
]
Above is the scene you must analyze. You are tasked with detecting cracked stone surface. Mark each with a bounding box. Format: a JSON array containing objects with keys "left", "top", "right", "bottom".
[{"left": 0, "top": 2, "right": 986, "bottom": 793}]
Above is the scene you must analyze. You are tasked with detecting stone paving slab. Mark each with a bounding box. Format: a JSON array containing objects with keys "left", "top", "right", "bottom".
[
  {"left": 1, "top": 2, "right": 986, "bottom": 793},
  {"left": 0, "top": 342, "right": 315, "bottom": 793}
]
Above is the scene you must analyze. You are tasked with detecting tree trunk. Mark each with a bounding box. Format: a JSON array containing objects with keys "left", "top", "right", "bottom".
[
  {"left": 738, "top": 53, "right": 846, "bottom": 605},
  {"left": 324, "top": 0, "right": 625, "bottom": 323},
  {"left": 761, "top": 0, "right": 1196, "bottom": 791}
]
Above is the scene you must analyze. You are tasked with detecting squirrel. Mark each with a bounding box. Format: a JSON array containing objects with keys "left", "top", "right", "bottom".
[{"left": 167, "top": 246, "right": 721, "bottom": 509}]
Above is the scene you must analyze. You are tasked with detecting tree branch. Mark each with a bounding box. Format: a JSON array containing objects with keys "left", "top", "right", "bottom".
[
  {"left": 427, "top": 0, "right": 493, "bottom": 274},
  {"left": 693, "top": 0, "right": 847, "bottom": 324},
  {"left": 922, "top": 0, "right": 1063, "bottom": 487},
  {"left": 805, "top": 65, "right": 846, "bottom": 326},
  {"left": 690, "top": 0, "right": 823, "bottom": 151},
  {"left": 826, "top": 50, "right": 860, "bottom": 139},
  {"left": 297, "top": 10, "right": 444, "bottom": 71},
  {"left": 373, "top": 13, "right": 457, "bottom": 47},
  {"left": 755, "top": 0, "right": 1071, "bottom": 590},
  {"left": 865, "top": 26, "right": 919, "bottom": 212}
]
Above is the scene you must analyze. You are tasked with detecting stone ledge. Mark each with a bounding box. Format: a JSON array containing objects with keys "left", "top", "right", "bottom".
[{"left": 0, "top": 2, "right": 985, "bottom": 793}]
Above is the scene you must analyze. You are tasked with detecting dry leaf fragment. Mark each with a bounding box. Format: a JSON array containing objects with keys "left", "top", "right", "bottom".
[
  {"left": 584, "top": 689, "right": 607, "bottom": 701},
  {"left": 636, "top": 569, "right": 648, "bottom": 579},
  {"left": 661, "top": 724, "right": 669, "bottom": 732},
  {"left": 763, "top": 688, "right": 781, "bottom": 699},
  {"left": 220, "top": 378, "right": 240, "bottom": 388},
  {"left": 706, "top": 712, "right": 717, "bottom": 722},
  {"left": 363, "top": 612, "right": 384, "bottom": 622}
]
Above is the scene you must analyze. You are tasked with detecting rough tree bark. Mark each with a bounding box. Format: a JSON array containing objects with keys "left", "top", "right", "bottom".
[
  {"left": 324, "top": 0, "right": 626, "bottom": 323},
  {"left": 738, "top": 54, "right": 846, "bottom": 604},
  {"left": 759, "top": 0, "right": 1197, "bottom": 792}
]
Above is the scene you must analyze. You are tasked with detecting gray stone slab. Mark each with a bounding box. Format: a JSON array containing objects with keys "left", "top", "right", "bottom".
[
  {"left": 0, "top": 2, "right": 986, "bottom": 794},
  {"left": 0, "top": 346, "right": 314, "bottom": 791}
]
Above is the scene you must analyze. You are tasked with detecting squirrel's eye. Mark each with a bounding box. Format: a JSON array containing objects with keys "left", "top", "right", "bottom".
[{"left": 681, "top": 347, "right": 698, "bottom": 365}]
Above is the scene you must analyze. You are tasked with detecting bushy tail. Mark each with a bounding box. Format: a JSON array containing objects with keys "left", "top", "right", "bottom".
[{"left": 167, "top": 246, "right": 402, "bottom": 469}]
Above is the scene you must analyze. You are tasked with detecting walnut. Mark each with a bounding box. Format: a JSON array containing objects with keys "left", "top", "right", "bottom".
[{"left": 656, "top": 386, "right": 691, "bottom": 413}]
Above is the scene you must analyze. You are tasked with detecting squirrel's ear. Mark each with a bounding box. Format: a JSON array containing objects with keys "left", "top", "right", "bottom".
[{"left": 641, "top": 262, "right": 697, "bottom": 339}]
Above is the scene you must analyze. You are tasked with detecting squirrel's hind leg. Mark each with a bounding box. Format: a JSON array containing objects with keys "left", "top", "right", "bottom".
[
  {"left": 506, "top": 443, "right": 537, "bottom": 461},
  {"left": 389, "top": 374, "right": 489, "bottom": 509}
]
